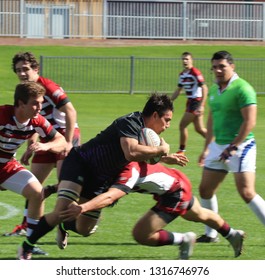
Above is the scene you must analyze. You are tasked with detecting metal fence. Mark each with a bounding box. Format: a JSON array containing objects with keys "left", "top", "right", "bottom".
[
  {"left": 40, "top": 56, "right": 265, "bottom": 94},
  {"left": 0, "top": 0, "right": 265, "bottom": 40}
]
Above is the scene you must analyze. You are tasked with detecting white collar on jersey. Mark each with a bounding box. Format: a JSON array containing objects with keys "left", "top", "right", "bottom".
[{"left": 13, "top": 116, "right": 30, "bottom": 129}]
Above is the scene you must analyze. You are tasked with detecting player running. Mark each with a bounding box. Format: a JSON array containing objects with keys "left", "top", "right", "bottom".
[
  {"left": 171, "top": 52, "right": 208, "bottom": 154},
  {"left": 5, "top": 52, "right": 80, "bottom": 244},
  {"left": 0, "top": 82, "right": 66, "bottom": 249}
]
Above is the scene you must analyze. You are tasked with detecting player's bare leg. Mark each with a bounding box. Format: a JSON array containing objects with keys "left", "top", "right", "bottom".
[
  {"left": 178, "top": 112, "right": 195, "bottom": 153},
  {"left": 132, "top": 210, "right": 196, "bottom": 259},
  {"left": 198, "top": 169, "right": 226, "bottom": 241},
  {"left": 21, "top": 181, "right": 44, "bottom": 236},
  {"left": 182, "top": 197, "right": 245, "bottom": 257},
  {"left": 234, "top": 172, "right": 265, "bottom": 225},
  {"left": 193, "top": 114, "right": 207, "bottom": 138}
]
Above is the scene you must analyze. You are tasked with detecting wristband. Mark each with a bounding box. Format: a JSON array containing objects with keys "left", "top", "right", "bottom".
[
  {"left": 226, "top": 144, "right": 238, "bottom": 156},
  {"left": 229, "top": 144, "right": 238, "bottom": 151}
]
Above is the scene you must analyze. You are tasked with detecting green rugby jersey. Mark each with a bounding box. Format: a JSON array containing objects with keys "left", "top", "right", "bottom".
[{"left": 208, "top": 76, "right": 257, "bottom": 144}]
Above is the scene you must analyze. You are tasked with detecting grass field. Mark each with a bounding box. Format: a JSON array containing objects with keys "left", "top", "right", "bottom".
[{"left": 0, "top": 43, "right": 265, "bottom": 260}]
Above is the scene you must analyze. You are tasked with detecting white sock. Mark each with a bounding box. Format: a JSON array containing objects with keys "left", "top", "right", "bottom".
[
  {"left": 225, "top": 228, "right": 235, "bottom": 239},
  {"left": 201, "top": 195, "right": 218, "bottom": 238},
  {"left": 26, "top": 217, "right": 39, "bottom": 237},
  {"left": 248, "top": 194, "right": 265, "bottom": 226},
  {"left": 172, "top": 232, "right": 185, "bottom": 245}
]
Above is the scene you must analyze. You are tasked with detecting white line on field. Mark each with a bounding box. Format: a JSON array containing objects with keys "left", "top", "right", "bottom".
[{"left": 0, "top": 202, "right": 20, "bottom": 219}]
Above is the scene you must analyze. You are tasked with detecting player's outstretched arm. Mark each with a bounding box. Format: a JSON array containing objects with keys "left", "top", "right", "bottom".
[{"left": 59, "top": 188, "right": 127, "bottom": 221}]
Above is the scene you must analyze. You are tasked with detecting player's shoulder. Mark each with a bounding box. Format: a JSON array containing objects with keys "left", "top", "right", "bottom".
[
  {"left": 38, "top": 76, "right": 63, "bottom": 93},
  {"left": 117, "top": 111, "right": 142, "bottom": 124},
  {"left": 179, "top": 70, "right": 186, "bottom": 76},
  {"left": 190, "top": 66, "right": 203, "bottom": 75},
  {"left": 0, "top": 105, "right": 13, "bottom": 118},
  {"left": 235, "top": 77, "right": 253, "bottom": 86},
  {"left": 38, "top": 76, "right": 54, "bottom": 86},
  {"left": 0, "top": 104, "right": 12, "bottom": 111},
  {"left": 234, "top": 77, "right": 256, "bottom": 93}
]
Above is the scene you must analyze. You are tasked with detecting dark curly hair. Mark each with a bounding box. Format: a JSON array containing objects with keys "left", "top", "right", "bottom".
[
  {"left": 142, "top": 93, "right": 174, "bottom": 118},
  {"left": 12, "top": 52, "right": 39, "bottom": 73}
]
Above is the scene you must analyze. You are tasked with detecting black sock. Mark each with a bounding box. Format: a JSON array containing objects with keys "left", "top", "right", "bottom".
[
  {"left": 63, "top": 220, "right": 77, "bottom": 233},
  {"left": 27, "top": 216, "right": 55, "bottom": 245},
  {"left": 22, "top": 200, "right": 29, "bottom": 225},
  {"left": 179, "top": 145, "right": 186, "bottom": 151}
]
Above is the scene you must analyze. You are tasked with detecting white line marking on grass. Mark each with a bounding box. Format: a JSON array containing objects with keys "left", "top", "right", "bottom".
[{"left": 0, "top": 202, "right": 20, "bottom": 219}]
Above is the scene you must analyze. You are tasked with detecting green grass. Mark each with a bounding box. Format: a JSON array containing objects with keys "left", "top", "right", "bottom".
[
  {"left": 2, "top": 44, "right": 265, "bottom": 95},
  {"left": 0, "top": 44, "right": 265, "bottom": 260}
]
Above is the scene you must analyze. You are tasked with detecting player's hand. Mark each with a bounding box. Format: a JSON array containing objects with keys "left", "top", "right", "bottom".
[
  {"left": 59, "top": 202, "right": 82, "bottom": 221},
  {"left": 20, "top": 149, "right": 33, "bottom": 165},
  {"left": 219, "top": 144, "right": 238, "bottom": 163},
  {"left": 198, "top": 150, "right": 208, "bottom": 167},
  {"left": 194, "top": 105, "right": 204, "bottom": 116},
  {"left": 60, "top": 141, "right": 73, "bottom": 157},
  {"left": 28, "top": 142, "right": 48, "bottom": 152},
  {"left": 161, "top": 153, "right": 189, "bottom": 166},
  {"left": 160, "top": 138, "right": 170, "bottom": 155}
]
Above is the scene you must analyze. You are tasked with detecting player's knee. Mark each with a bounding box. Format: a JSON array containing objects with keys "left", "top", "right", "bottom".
[
  {"left": 132, "top": 227, "right": 149, "bottom": 245},
  {"left": 198, "top": 185, "right": 212, "bottom": 198},
  {"left": 239, "top": 190, "right": 255, "bottom": 203},
  {"left": 194, "top": 126, "right": 206, "bottom": 136},
  {"left": 179, "top": 123, "right": 187, "bottom": 130},
  {"left": 26, "top": 185, "right": 43, "bottom": 201},
  {"left": 195, "top": 127, "right": 203, "bottom": 134}
]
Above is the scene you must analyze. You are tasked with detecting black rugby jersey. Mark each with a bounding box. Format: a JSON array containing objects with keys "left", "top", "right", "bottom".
[{"left": 76, "top": 111, "right": 145, "bottom": 178}]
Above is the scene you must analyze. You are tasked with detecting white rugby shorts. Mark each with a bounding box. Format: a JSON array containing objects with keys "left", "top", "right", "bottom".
[
  {"left": 204, "top": 138, "right": 256, "bottom": 173},
  {"left": 1, "top": 170, "right": 39, "bottom": 195}
]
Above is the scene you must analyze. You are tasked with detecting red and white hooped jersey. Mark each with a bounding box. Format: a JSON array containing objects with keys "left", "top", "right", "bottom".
[
  {"left": 0, "top": 105, "right": 56, "bottom": 163},
  {"left": 178, "top": 67, "right": 205, "bottom": 98},
  {"left": 37, "top": 76, "right": 78, "bottom": 130},
  {"left": 114, "top": 161, "right": 191, "bottom": 195}
]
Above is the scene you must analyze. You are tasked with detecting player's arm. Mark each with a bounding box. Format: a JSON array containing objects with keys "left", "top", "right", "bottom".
[
  {"left": 81, "top": 187, "right": 127, "bottom": 212},
  {"left": 197, "top": 83, "right": 208, "bottom": 112},
  {"left": 219, "top": 104, "right": 257, "bottom": 162},
  {"left": 198, "top": 110, "right": 214, "bottom": 166},
  {"left": 120, "top": 136, "right": 169, "bottom": 162},
  {"left": 59, "top": 188, "right": 127, "bottom": 221},
  {"left": 28, "top": 130, "right": 67, "bottom": 154},
  {"left": 43, "top": 130, "right": 68, "bottom": 153},
  {"left": 58, "top": 101, "right": 77, "bottom": 154},
  {"left": 171, "top": 87, "right": 182, "bottom": 101},
  {"left": 20, "top": 133, "right": 39, "bottom": 165},
  {"left": 204, "top": 110, "right": 214, "bottom": 149},
  {"left": 200, "top": 83, "right": 208, "bottom": 107},
  {"left": 196, "top": 84, "right": 208, "bottom": 116}
]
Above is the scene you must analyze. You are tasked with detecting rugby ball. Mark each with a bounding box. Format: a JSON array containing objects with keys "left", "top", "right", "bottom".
[{"left": 139, "top": 128, "right": 161, "bottom": 164}]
